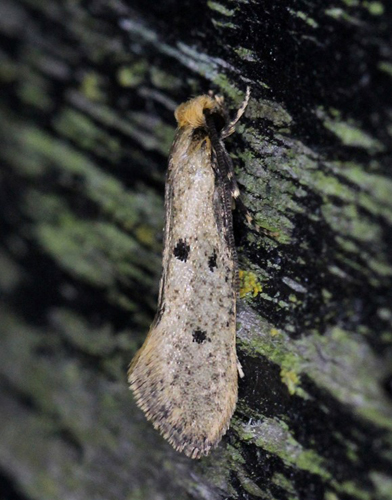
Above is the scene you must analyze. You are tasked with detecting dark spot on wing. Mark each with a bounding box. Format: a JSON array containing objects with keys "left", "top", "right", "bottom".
[
  {"left": 173, "top": 238, "right": 190, "bottom": 262},
  {"left": 208, "top": 249, "right": 218, "bottom": 271},
  {"left": 192, "top": 329, "right": 208, "bottom": 344}
]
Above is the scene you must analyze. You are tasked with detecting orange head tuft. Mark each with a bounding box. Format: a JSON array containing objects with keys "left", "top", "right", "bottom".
[{"left": 174, "top": 95, "right": 222, "bottom": 129}]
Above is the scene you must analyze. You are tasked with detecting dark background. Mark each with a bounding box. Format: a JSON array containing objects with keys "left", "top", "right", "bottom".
[{"left": 0, "top": 1, "right": 392, "bottom": 499}]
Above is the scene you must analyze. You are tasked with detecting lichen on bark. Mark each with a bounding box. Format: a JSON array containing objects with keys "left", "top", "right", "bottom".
[{"left": 0, "top": 0, "right": 391, "bottom": 499}]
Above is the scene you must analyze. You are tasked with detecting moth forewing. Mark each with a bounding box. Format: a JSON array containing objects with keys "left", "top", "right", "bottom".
[{"left": 128, "top": 91, "right": 249, "bottom": 459}]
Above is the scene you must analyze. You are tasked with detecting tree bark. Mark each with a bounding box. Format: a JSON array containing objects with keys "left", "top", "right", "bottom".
[{"left": 0, "top": 1, "right": 391, "bottom": 499}]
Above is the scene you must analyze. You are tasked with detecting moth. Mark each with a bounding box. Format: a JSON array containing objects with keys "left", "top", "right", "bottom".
[{"left": 128, "top": 88, "right": 250, "bottom": 459}]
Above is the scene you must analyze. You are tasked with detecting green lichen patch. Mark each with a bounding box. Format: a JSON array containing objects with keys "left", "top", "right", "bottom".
[
  {"left": 48, "top": 309, "right": 138, "bottom": 379},
  {"left": 237, "top": 306, "right": 392, "bottom": 430},
  {"left": 22, "top": 189, "right": 160, "bottom": 310},
  {"left": 236, "top": 469, "right": 268, "bottom": 498},
  {"left": 239, "top": 269, "right": 263, "bottom": 299},
  {"left": 236, "top": 307, "right": 305, "bottom": 387},
  {"left": 34, "top": 215, "right": 157, "bottom": 292},
  {"left": 335, "top": 480, "right": 373, "bottom": 500},
  {"left": 66, "top": 89, "right": 175, "bottom": 156},
  {"left": 17, "top": 69, "right": 53, "bottom": 111},
  {"left": 239, "top": 119, "right": 391, "bottom": 294},
  {"left": 364, "top": 1, "right": 384, "bottom": 15},
  {"left": 128, "top": 111, "right": 175, "bottom": 154},
  {"left": 321, "top": 203, "right": 381, "bottom": 244},
  {"left": 234, "top": 47, "right": 258, "bottom": 62},
  {"left": 0, "top": 50, "right": 18, "bottom": 82},
  {"left": 0, "top": 307, "right": 167, "bottom": 499},
  {"left": 50, "top": 309, "right": 117, "bottom": 356},
  {"left": 322, "top": 114, "right": 385, "bottom": 152},
  {"left": 80, "top": 72, "right": 106, "bottom": 102},
  {"left": 280, "top": 369, "right": 301, "bottom": 396},
  {"left": 245, "top": 98, "right": 293, "bottom": 128},
  {"left": 195, "top": 446, "right": 239, "bottom": 497},
  {"left": 296, "top": 327, "right": 392, "bottom": 430},
  {"left": 324, "top": 7, "right": 359, "bottom": 23},
  {"left": 288, "top": 9, "right": 319, "bottom": 28},
  {"left": 54, "top": 108, "right": 121, "bottom": 159},
  {"left": 378, "top": 61, "right": 392, "bottom": 78},
  {"left": 370, "top": 472, "right": 392, "bottom": 500},
  {"left": 0, "top": 250, "right": 23, "bottom": 293},
  {"left": 19, "top": 127, "right": 164, "bottom": 237},
  {"left": 117, "top": 61, "right": 148, "bottom": 88},
  {"left": 150, "top": 67, "right": 182, "bottom": 90},
  {"left": 207, "top": 1, "right": 235, "bottom": 16},
  {"left": 326, "top": 161, "right": 392, "bottom": 221},
  {"left": 211, "top": 18, "right": 237, "bottom": 29},
  {"left": 235, "top": 418, "right": 331, "bottom": 480},
  {"left": 212, "top": 74, "right": 248, "bottom": 104},
  {"left": 271, "top": 473, "right": 297, "bottom": 497}
]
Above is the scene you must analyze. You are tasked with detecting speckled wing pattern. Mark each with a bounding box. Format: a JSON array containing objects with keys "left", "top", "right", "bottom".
[{"left": 128, "top": 93, "right": 248, "bottom": 459}]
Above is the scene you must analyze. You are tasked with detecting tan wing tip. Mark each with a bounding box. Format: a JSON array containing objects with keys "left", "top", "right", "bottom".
[
  {"left": 129, "top": 371, "right": 234, "bottom": 459},
  {"left": 155, "top": 412, "right": 232, "bottom": 459}
]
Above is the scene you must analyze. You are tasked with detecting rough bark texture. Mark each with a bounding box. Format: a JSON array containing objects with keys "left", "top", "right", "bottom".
[{"left": 0, "top": 1, "right": 392, "bottom": 499}]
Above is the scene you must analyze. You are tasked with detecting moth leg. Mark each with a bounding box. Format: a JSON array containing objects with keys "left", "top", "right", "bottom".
[
  {"left": 231, "top": 180, "right": 240, "bottom": 202},
  {"left": 221, "top": 86, "right": 251, "bottom": 139},
  {"left": 226, "top": 156, "right": 240, "bottom": 200},
  {"left": 237, "top": 358, "right": 245, "bottom": 379},
  {"left": 210, "top": 91, "right": 225, "bottom": 107}
]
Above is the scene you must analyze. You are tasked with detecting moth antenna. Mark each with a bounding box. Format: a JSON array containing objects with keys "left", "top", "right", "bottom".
[{"left": 221, "top": 86, "right": 251, "bottom": 139}]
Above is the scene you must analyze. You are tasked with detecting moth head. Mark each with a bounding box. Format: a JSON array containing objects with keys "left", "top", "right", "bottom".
[{"left": 175, "top": 95, "right": 226, "bottom": 130}]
